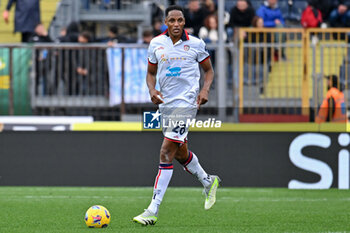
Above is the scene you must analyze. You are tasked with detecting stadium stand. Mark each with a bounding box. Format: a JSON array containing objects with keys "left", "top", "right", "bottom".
[
  {"left": 0, "top": 0, "right": 60, "bottom": 43},
  {"left": 0, "top": 0, "right": 349, "bottom": 123}
]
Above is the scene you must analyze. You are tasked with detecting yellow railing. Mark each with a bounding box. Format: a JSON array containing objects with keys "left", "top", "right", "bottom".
[{"left": 238, "top": 28, "right": 350, "bottom": 118}]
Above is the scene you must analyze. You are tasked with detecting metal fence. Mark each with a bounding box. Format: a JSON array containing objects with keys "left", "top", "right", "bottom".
[
  {"left": 0, "top": 43, "right": 236, "bottom": 121},
  {"left": 80, "top": 0, "right": 144, "bottom": 10},
  {"left": 1, "top": 28, "right": 350, "bottom": 122},
  {"left": 238, "top": 28, "right": 350, "bottom": 122}
]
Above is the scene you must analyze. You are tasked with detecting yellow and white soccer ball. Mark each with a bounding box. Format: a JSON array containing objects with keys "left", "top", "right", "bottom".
[{"left": 84, "top": 205, "right": 111, "bottom": 228}]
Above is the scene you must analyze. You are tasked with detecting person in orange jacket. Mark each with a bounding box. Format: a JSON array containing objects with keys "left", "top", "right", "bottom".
[{"left": 316, "top": 75, "right": 348, "bottom": 123}]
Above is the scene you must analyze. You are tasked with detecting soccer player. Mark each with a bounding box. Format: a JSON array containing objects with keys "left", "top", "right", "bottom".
[{"left": 133, "top": 5, "right": 220, "bottom": 226}]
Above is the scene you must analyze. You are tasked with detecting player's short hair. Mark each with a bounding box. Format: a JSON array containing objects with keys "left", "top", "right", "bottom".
[{"left": 165, "top": 5, "right": 184, "bottom": 18}]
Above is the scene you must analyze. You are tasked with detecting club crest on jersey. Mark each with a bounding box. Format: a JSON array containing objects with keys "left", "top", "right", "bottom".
[{"left": 184, "top": 45, "right": 190, "bottom": 51}]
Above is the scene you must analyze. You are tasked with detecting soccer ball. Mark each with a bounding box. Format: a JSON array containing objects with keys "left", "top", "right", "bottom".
[{"left": 84, "top": 205, "right": 111, "bottom": 228}]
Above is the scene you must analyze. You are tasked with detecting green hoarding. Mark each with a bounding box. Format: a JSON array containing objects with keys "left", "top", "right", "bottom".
[{"left": 0, "top": 48, "right": 32, "bottom": 115}]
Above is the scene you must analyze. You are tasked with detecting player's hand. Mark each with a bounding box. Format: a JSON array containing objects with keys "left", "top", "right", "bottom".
[
  {"left": 149, "top": 89, "right": 164, "bottom": 105},
  {"left": 3, "top": 11, "right": 9, "bottom": 24},
  {"left": 197, "top": 89, "right": 209, "bottom": 109}
]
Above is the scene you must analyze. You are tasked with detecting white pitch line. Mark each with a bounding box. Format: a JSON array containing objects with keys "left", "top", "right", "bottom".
[
  {"left": 218, "top": 197, "right": 350, "bottom": 202},
  {"left": 1, "top": 195, "right": 150, "bottom": 199}
]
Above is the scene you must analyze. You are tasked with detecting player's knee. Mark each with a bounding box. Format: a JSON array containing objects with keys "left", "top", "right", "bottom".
[{"left": 160, "top": 147, "right": 175, "bottom": 163}]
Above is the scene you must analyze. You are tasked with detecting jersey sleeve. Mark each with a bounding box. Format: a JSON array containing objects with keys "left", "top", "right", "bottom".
[
  {"left": 197, "top": 39, "right": 210, "bottom": 63},
  {"left": 147, "top": 41, "right": 158, "bottom": 65}
]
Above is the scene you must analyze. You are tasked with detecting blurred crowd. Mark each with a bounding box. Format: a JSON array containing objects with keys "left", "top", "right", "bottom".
[{"left": 3, "top": 0, "right": 350, "bottom": 45}]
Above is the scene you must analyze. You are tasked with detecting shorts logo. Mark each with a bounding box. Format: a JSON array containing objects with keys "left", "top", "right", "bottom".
[
  {"left": 184, "top": 45, "right": 190, "bottom": 51},
  {"left": 143, "top": 110, "right": 162, "bottom": 129}
]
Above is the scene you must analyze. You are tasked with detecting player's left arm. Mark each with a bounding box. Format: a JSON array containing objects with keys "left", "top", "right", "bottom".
[{"left": 197, "top": 58, "right": 214, "bottom": 108}]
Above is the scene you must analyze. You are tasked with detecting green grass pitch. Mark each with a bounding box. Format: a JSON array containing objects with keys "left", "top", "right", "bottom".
[{"left": 1, "top": 187, "right": 350, "bottom": 233}]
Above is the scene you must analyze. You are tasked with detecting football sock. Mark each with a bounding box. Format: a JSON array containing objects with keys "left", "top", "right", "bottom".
[
  {"left": 147, "top": 163, "right": 173, "bottom": 215},
  {"left": 182, "top": 151, "right": 212, "bottom": 187}
]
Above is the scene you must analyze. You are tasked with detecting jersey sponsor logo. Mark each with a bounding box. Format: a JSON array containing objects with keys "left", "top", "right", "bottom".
[
  {"left": 160, "top": 56, "right": 187, "bottom": 64},
  {"left": 166, "top": 67, "right": 181, "bottom": 77},
  {"left": 169, "top": 57, "right": 186, "bottom": 61},
  {"left": 184, "top": 45, "right": 190, "bottom": 51}
]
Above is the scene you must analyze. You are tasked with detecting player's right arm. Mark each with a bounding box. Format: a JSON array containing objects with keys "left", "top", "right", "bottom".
[{"left": 146, "top": 63, "right": 163, "bottom": 105}]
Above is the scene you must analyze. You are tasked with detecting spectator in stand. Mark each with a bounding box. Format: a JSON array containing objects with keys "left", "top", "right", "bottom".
[
  {"left": 28, "top": 23, "right": 52, "bottom": 43},
  {"left": 199, "top": 14, "right": 227, "bottom": 43},
  {"left": 29, "top": 23, "right": 52, "bottom": 96},
  {"left": 78, "top": 31, "right": 92, "bottom": 44},
  {"left": 229, "top": 0, "right": 255, "bottom": 28},
  {"left": 103, "top": 25, "right": 130, "bottom": 46},
  {"left": 2, "top": 0, "right": 40, "bottom": 42},
  {"left": 76, "top": 31, "right": 92, "bottom": 78},
  {"left": 202, "top": 0, "right": 216, "bottom": 17},
  {"left": 152, "top": 18, "right": 163, "bottom": 37},
  {"left": 55, "top": 22, "right": 81, "bottom": 96},
  {"left": 184, "top": 0, "right": 207, "bottom": 36},
  {"left": 329, "top": 0, "right": 350, "bottom": 27},
  {"left": 151, "top": 2, "right": 164, "bottom": 22},
  {"left": 301, "top": 1, "right": 323, "bottom": 28},
  {"left": 315, "top": 0, "right": 333, "bottom": 22},
  {"left": 228, "top": 0, "right": 255, "bottom": 40},
  {"left": 72, "top": 31, "right": 92, "bottom": 95},
  {"left": 250, "top": 16, "right": 269, "bottom": 42},
  {"left": 58, "top": 22, "right": 80, "bottom": 43},
  {"left": 256, "top": 0, "right": 285, "bottom": 28},
  {"left": 141, "top": 29, "right": 153, "bottom": 44},
  {"left": 252, "top": 16, "right": 264, "bottom": 29},
  {"left": 316, "top": 75, "right": 347, "bottom": 123},
  {"left": 242, "top": 17, "right": 270, "bottom": 87},
  {"left": 257, "top": 0, "right": 286, "bottom": 60}
]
